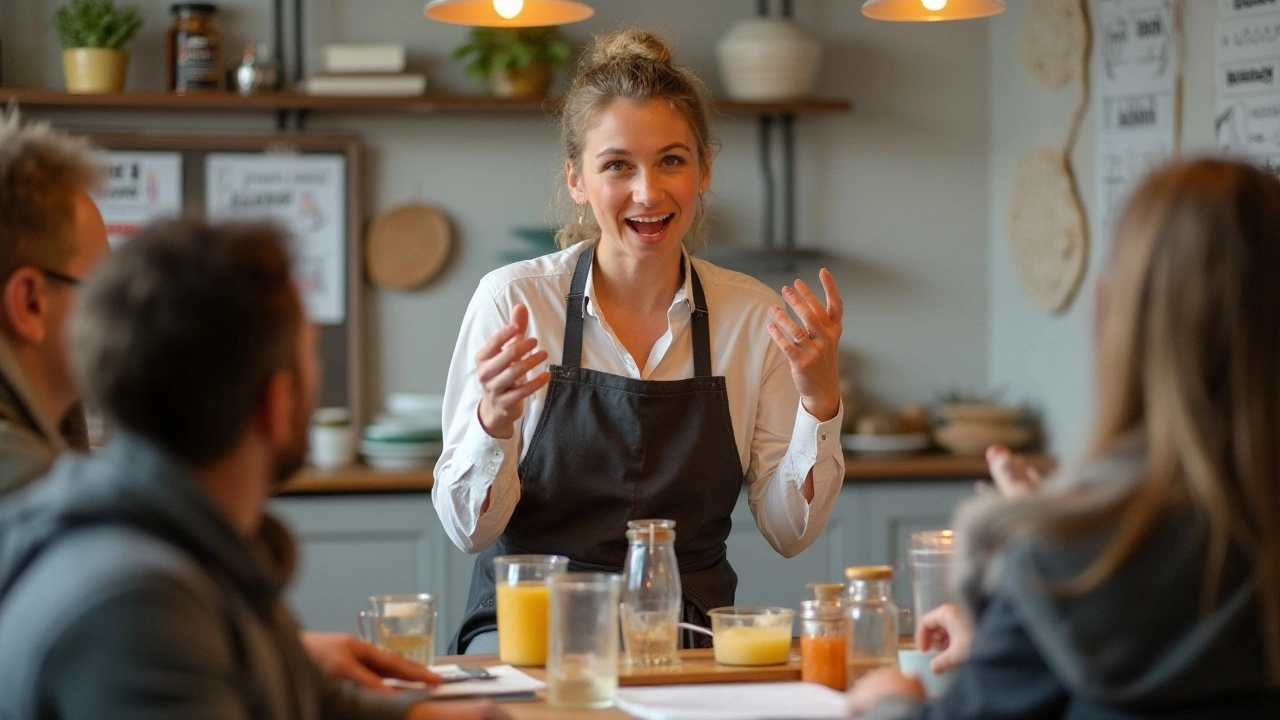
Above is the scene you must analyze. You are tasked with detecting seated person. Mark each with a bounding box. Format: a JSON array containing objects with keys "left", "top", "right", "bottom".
[
  {"left": 849, "top": 159, "right": 1280, "bottom": 719},
  {"left": 0, "top": 220, "right": 505, "bottom": 720}
]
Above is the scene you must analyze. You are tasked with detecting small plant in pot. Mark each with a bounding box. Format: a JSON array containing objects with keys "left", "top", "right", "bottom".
[
  {"left": 53, "top": 0, "right": 143, "bottom": 94},
  {"left": 453, "top": 26, "right": 572, "bottom": 99}
]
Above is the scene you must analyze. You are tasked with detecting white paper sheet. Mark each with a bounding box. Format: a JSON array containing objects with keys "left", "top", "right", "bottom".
[
  {"left": 205, "top": 154, "right": 347, "bottom": 324},
  {"left": 93, "top": 151, "right": 184, "bottom": 248},
  {"left": 613, "top": 682, "right": 847, "bottom": 720},
  {"left": 1216, "top": 0, "right": 1280, "bottom": 174},
  {"left": 384, "top": 664, "right": 546, "bottom": 699},
  {"left": 1094, "top": 0, "right": 1180, "bottom": 253}
]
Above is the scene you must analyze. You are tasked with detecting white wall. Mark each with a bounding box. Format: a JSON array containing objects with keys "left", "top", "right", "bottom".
[
  {"left": 987, "top": 0, "right": 1221, "bottom": 458},
  {"left": 2, "top": 0, "right": 992, "bottom": 421}
]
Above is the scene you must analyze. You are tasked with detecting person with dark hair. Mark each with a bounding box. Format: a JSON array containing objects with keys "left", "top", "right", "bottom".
[
  {"left": 847, "top": 159, "right": 1280, "bottom": 718},
  {"left": 0, "top": 112, "right": 108, "bottom": 493},
  {"left": 0, "top": 220, "right": 506, "bottom": 720},
  {"left": 435, "top": 28, "right": 846, "bottom": 654}
]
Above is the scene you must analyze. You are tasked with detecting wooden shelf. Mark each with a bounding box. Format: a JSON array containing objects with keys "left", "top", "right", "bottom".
[
  {"left": 0, "top": 88, "right": 852, "bottom": 116},
  {"left": 278, "top": 452, "right": 1056, "bottom": 495}
]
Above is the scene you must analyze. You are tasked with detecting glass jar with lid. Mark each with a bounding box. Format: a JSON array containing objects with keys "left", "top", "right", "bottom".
[
  {"left": 844, "top": 565, "right": 899, "bottom": 682},
  {"left": 620, "top": 519, "right": 682, "bottom": 667},
  {"left": 168, "top": 3, "right": 220, "bottom": 93},
  {"left": 800, "top": 599, "right": 847, "bottom": 690}
]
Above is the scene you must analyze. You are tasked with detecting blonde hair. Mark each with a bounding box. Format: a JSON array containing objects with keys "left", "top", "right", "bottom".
[
  {"left": 0, "top": 109, "right": 103, "bottom": 281},
  {"left": 1032, "top": 159, "right": 1280, "bottom": 678},
  {"left": 554, "top": 28, "right": 717, "bottom": 249}
]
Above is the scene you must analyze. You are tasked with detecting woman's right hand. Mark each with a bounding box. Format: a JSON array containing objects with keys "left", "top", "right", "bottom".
[
  {"left": 915, "top": 603, "right": 974, "bottom": 674},
  {"left": 475, "top": 303, "right": 550, "bottom": 439}
]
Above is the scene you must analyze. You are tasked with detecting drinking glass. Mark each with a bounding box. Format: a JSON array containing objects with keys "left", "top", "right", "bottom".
[
  {"left": 357, "top": 593, "right": 436, "bottom": 667},
  {"left": 494, "top": 554, "right": 569, "bottom": 666},
  {"left": 907, "top": 530, "right": 956, "bottom": 618},
  {"left": 547, "top": 572, "right": 621, "bottom": 709}
]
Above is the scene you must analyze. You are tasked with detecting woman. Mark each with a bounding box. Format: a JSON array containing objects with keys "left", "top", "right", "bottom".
[
  {"left": 849, "top": 158, "right": 1280, "bottom": 718},
  {"left": 433, "top": 29, "right": 846, "bottom": 654}
]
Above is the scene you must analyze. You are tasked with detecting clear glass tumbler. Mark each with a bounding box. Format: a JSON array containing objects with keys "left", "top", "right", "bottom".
[
  {"left": 908, "top": 529, "right": 956, "bottom": 618},
  {"left": 494, "top": 554, "right": 569, "bottom": 667},
  {"left": 357, "top": 593, "right": 436, "bottom": 667},
  {"left": 547, "top": 572, "right": 622, "bottom": 709}
]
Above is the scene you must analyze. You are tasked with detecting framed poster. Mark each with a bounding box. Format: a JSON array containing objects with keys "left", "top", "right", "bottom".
[{"left": 88, "top": 132, "right": 366, "bottom": 426}]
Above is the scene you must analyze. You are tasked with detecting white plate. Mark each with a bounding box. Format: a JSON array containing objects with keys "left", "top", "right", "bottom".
[
  {"left": 840, "top": 433, "right": 931, "bottom": 455},
  {"left": 360, "top": 440, "right": 442, "bottom": 458},
  {"left": 364, "top": 454, "right": 435, "bottom": 470}
]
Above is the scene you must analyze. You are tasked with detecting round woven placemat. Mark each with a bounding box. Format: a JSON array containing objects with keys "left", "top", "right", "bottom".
[
  {"left": 1008, "top": 148, "right": 1088, "bottom": 313},
  {"left": 365, "top": 204, "right": 452, "bottom": 290},
  {"left": 1022, "top": 0, "right": 1089, "bottom": 89}
]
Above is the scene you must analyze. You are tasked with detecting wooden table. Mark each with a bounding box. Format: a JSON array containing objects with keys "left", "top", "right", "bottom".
[{"left": 435, "top": 648, "right": 805, "bottom": 718}]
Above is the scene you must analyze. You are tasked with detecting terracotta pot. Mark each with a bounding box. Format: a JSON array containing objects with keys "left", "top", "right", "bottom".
[
  {"left": 488, "top": 62, "right": 551, "bottom": 99},
  {"left": 62, "top": 48, "right": 128, "bottom": 93}
]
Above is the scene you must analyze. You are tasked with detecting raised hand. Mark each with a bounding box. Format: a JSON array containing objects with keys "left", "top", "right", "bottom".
[
  {"left": 765, "top": 268, "right": 844, "bottom": 422},
  {"left": 986, "top": 444, "right": 1043, "bottom": 498},
  {"left": 915, "top": 603, "right": 975, "bottom": 674},
  {"left": 476, "top": 303, "right": 551, "bottom": 439}
]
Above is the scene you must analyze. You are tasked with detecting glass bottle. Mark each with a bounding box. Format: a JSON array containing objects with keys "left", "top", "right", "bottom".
[
  {"left": 620, "top": 519, "right": 681, "bottom": 667},
  {"left": 844, "top": 565, "right": 899, "bottom": 682},
  {"left": 800, "top": 599, "right": 847, "bottom": 690},
  {"left": 167, "top": 3, "right": 220, "bottom": 93}
]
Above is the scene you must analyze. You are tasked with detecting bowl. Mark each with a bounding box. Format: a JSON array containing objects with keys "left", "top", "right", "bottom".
[{"left": 708, "top": 606, "right": 795, "bottom": 666}]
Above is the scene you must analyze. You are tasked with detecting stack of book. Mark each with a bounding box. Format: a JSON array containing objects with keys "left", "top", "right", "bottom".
[{"left": 302, "top": 44, "right": 426, "bottom": 96}]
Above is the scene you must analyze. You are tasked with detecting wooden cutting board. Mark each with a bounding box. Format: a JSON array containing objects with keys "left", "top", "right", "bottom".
[
  {"left": 365, "top": 203, "right": 452, "bottom": 290},
  {"left": 437, "top": 647, "right": 801, "bottom": 687}
]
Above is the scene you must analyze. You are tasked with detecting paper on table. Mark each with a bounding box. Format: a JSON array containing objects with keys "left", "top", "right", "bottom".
[
  {"left": 384, "top": 664, "right": 545, "bottom": 699},
  {"left": 614, "top": 682, "right": 846, "bottom": 720}
]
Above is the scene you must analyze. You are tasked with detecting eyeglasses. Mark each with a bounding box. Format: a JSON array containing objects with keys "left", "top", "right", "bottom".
[{"left": 38, "top": 268, "right": 83, "bottom": 287}]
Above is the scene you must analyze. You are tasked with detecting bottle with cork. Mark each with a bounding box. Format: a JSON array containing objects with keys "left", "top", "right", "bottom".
[{"left": 800, "top": 582, "right": 848, "bottom": 690}]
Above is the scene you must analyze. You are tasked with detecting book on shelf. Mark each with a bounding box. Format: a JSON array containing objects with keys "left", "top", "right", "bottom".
[
  {"left": 324, "top": 44, "right": 406, "bottom": 74},
  {"left": 302, "top": 73, "right": 426, "bottom": 97}
]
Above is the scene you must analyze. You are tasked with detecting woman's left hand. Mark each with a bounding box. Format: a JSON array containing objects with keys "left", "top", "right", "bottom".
[
  {"left": 766, "top": 268, "right": 843, "bottom": 422},
  {"left": 846, "top": 668, "right": 925, "bottom": 717}
]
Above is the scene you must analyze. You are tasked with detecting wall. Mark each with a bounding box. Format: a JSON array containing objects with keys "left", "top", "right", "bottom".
[
  {"left": 0, "top": 0, "right": 992, "bottom": 418},
  {"left": 987, "top": 0, "right": 1220, "bottom": 458}
]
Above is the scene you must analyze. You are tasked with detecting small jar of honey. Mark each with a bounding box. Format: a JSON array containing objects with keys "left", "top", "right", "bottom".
[{"left": 800, "top": 599, "right": 847, "bottom": 690}]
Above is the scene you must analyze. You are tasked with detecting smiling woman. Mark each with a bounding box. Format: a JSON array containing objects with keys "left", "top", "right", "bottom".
[{"left": 432, "top": 28, "right": 849, "bottom": 657}]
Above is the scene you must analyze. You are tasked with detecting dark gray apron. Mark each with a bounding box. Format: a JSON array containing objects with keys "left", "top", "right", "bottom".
[{"left": 449, "top": 245, "right": 744, "bottom": 653}]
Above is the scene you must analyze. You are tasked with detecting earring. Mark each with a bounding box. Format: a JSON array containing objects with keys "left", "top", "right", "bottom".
[{"left": 577, "top": 203, "right": 588, "bottom": 225}]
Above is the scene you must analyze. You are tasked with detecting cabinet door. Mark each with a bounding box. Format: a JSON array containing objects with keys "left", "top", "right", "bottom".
[
  {"left": 271, "top": 494, "right": 451, "bottom": 651},
  {"left": 849, "top": 481, "right": 978, "bottom": 617}
]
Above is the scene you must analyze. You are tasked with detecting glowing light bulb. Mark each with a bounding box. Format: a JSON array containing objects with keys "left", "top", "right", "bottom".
[
  {"left": 922, "top": 0, "right": 948, "bottom": 11},
  {"left": 493, "top": 0, "right": 523, "bottom": 19}
]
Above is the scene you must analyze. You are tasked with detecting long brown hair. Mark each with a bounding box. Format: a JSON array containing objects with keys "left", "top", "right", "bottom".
[{"left": 1039, "top": 159, "right": 1280, "bottom": 677}]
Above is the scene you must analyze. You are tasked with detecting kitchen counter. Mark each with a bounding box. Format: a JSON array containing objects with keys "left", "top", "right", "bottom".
[{"left": 278, "top": 453, "right": 1058, "bottom": 495}]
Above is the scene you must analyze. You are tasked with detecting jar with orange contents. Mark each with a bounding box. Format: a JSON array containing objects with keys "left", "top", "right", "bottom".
[{"left": 799, "top": 599, "right": 847, "bottom": 690}]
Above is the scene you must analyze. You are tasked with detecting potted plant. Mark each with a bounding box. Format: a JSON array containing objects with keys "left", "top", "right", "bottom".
[
  {"left": 453, "top": 26, "right": 572, "bottom": 99},
  {"left": 53, "top": 0, "right": 143, "bottom": 94}
]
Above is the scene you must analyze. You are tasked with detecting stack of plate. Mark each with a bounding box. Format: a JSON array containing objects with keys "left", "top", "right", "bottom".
[{"left": 361, "top": 393, "right": 445, "bottom": 470}]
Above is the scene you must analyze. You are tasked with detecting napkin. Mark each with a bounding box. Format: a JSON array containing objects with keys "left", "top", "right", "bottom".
[{"left": 614, "top": 681, "right": 847, "bottom": 720}]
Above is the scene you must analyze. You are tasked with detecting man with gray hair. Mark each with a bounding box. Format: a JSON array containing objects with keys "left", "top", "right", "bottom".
[
  {"left": 0, "top": 112, "right": 109, "bottom": 493},
  {"left": 0, "top": 219, "right": 505, "bottom": 720}
]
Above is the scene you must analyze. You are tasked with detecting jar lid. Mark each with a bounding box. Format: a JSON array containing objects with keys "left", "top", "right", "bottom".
[
  {"left": 172, "top": 3, "right": 218, "bottom": 14},
  {"left": 806, "top": 582, "right": 844, "bottom": 600},
  {"left": 844, "top": 565, "right": 893, "bottom": 581}
]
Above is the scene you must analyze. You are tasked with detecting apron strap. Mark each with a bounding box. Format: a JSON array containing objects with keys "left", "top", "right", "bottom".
[
  {"left": 561, "top": 243, "right": 713, "bottom": 378},
  {"left": 562, "top": 244, "right": 595, "bottom": 368}
]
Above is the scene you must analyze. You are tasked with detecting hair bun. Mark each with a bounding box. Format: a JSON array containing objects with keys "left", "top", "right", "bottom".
[{"left": 587, "top": 28, "right": 673, "bottom": 68}]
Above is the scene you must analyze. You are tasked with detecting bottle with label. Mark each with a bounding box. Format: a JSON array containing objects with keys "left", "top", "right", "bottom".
[
  {"left": 167, "top": 3, "right": 220, "bottom": 93},
  {"left": 620, "top": 519, "right": 682, "bottom": 667}
]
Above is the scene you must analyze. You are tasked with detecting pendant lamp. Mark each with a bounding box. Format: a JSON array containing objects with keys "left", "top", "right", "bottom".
[
  {"left": 424, "top": 0, "right": 593, "bottom": 27},
  {"left": 862, "top": 0, "right": 1005, "bottom": 22}
]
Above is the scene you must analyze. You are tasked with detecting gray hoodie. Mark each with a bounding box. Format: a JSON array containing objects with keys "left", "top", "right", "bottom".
[
  {"left": 0, "top": 432, "right": 419, "bottom": 720},
  {"left": 864, "top": 440, "right": 1280, "bottom": 720}
]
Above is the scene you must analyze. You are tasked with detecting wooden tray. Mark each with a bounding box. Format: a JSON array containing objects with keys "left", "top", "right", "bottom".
[{"left": 437, "top": 647, "right": 802, "bottom": 687}]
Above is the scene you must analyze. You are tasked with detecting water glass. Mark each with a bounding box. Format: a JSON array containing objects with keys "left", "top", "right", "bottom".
[
  {"left": 547, "top": 572, "right": 621, "bottom": 709},
  {"left": 494, "top": 554, "right": 569, "bottom": 666},
  {"left": 357, "top": 593, "right": 436, "bottom": 667},
  {"left": 907, "top": 530, "right": 956, "bottom": 617}
]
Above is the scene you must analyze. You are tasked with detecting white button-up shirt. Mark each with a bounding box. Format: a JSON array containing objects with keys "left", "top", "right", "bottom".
[{"left": 433, "top": 244, "right": 844, "bottom": 558}]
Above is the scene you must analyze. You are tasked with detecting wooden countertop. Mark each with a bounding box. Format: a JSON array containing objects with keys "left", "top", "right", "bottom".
[{"left": 278, "top": 453, "right": 1057, "bottom": 496}]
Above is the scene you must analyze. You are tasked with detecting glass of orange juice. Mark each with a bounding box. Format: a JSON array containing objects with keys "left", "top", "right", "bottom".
[{"left": 494, "top": 554, "right": 569, "bottom": 666}]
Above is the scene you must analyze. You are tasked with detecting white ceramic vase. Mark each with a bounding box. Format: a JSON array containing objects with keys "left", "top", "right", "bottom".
[{"left": 716, "top": 17, "right": 820, "bottom": 102}]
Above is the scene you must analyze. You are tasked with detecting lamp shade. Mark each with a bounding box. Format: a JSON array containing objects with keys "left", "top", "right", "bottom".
[
  {"left": 424, "top": 0, "right": 593, "bottom": 27},
  {"left": 861, "top": 0, "right": 1005, "bottom": 22}
]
